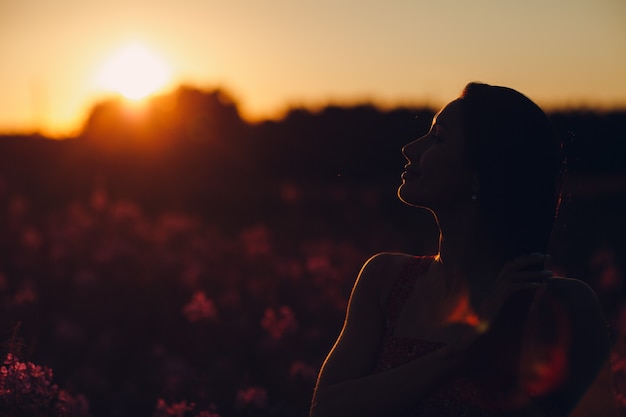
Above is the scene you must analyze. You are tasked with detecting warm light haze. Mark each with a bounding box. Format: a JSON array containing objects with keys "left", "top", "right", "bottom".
[
  {"left": 1, "top": 0, "right": 625, "bottom": 136},
  {"left": 95, "top": 42, "right": 171, "bottom": 100}
]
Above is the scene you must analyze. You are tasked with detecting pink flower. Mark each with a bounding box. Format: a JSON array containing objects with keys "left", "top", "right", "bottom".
[
  {"left": 153, "top": 399, "right": 222, "bottom": 417},
  {"left": 182, "top": 291, "right": 217, "bottom": 322},
  {"left": 261, "top": 306, "right": 298, "bottom": 340},
  {"left": 280, "top": 182, "right": 300, "bottom": 203},
  {"left": 153, "top": 398, "right": 194, "bottom": 417},
  {"left": 8, "top": 195, "right": 29, "bottom": 219},
  {"left": 21, "top": 226, "right": 43, "bottom": 250},
  {"left": 306, "top": 254, "right": 332, "bottom": 277},
  {"left": 289, "top": 361, "right": 318, "bottom": 383},
  {"left": 0, "top": 353, "right": 90, "bottom": 416},
  {"left": 235, "top": 386, "right": 268, "bottom": 409},
  {"left": 57, "top": 390, "right": 91, "bottom": 416},
  {"left": 90, "top": 188, "right": 108, "bottom": 211},
  {"left": 195, "top": 411, "right": 221, "bottom": 417},
  {"left": 110, "top": 200, "right": 142, "bottom": 223},
  {"left": 240, "top": 224, "right": 272, "bottom": 257},
  {"left": 12, "top": 283, "right": 37, "bottom": 305},
  {"left": 194, "top": 405, "right": 221, "bottom": 417}
]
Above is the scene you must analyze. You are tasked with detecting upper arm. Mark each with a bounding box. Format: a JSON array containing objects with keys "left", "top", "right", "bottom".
[
  {"left": 558, "top": 279, "right": 611, "bottom": 389},
  {"left": 569, "top": 359, "right": 621, "bottom": 417},
  {"left": 313, "top": 253, "right": 405, "bottom": 393},
  {"left": 532, "top": 278, "right": 617, "bottom": 414},
  {"left": 561, "top": 279, "right": 620, "bottom": 415}
]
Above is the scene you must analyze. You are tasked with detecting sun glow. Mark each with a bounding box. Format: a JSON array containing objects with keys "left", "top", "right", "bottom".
[{"left": 95, "top": 42, "right": 171, "bottom": 100}]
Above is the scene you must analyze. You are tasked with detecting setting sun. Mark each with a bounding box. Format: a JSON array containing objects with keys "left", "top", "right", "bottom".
[{"left": 95, "top": 42, "right": 171, "bottom": 100}]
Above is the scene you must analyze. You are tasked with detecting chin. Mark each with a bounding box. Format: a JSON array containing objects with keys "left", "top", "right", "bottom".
[{"left": 397, "top": 184, "right": 423, "bottom": 207}]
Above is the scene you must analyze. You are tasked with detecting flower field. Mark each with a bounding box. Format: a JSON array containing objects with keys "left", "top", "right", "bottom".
[
  {"left": 0, "top": 182, "right": 624, "bottom": 417},
  {"left": 0, "top": 183, "right": 413, "bottom": 416}
]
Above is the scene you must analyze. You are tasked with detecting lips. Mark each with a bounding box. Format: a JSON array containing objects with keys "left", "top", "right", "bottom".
[{"left": 402, "top": 164, "right": 420, "bottom": 178}]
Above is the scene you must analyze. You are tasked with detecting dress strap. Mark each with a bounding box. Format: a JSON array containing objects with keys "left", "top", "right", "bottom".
[{"left": 383, "top": 256, "right": 434, "bottom": 335}]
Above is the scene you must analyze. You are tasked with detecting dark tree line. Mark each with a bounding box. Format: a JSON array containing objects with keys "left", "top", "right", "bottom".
[{"left": 1, "top": 86, "right": 624, "bottom": 217}]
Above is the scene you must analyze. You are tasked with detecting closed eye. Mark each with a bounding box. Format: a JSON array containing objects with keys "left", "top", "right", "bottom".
[{"left": 430, "top": 126, "right": 443, "bottom": 143}]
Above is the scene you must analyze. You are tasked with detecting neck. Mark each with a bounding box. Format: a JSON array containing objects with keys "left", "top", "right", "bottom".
[{"left": 432, "top": 203, "right": 503, "bottom": 305}]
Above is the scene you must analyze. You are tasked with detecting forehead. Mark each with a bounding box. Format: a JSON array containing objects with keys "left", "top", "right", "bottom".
[{"left": 433, "top": 99, "right": 464, "bottom": 127}]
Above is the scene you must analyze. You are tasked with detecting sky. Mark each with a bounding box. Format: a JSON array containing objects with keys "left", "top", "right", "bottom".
[{"left": 1, "top": 0, "right": 625, "bottom": 136}]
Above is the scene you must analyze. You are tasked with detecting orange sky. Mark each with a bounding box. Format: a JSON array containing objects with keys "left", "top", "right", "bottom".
[{"left": 1, "top": 0, "right": 625, "bottom": 137}]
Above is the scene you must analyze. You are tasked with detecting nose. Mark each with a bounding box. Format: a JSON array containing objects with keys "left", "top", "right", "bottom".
[{"left": 402, "top": 135, "right": 427, "bottom": 161}]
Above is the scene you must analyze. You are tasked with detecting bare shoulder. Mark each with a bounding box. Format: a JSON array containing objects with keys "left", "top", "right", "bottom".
[
  {"left": 543, "top": 277, "right": 605, "bottom": 320},
  {"left": 357, "top": 252, "right": 421, "bottom": 309},
  {"left": 359, "top": 251, "right": 416, "bottom": 276},
  {"left": 312, "top": 252, "right": 419, "bottom": 391},
  {"left": 544, "top": 276, "right": 598, "bottom": 299},
  {"left": 541, "top": 276, "right": 609, "bottom": 342}
]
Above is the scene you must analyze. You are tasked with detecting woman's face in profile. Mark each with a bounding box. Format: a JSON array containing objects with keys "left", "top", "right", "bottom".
[{"left": 398, "top": 99, "right": 474, "bottom": 209}]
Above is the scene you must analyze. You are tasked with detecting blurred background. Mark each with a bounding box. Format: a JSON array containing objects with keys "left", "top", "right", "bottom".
[{"left": 1, "top": 1, "right": 625, "bottom": 416}]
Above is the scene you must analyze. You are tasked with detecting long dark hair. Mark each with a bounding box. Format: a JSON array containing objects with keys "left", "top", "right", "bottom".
[{"left": 459, "top": 82, "right": 561, "bottom": 260}]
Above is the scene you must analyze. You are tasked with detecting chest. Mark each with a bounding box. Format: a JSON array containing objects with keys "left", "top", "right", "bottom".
[{"left": 390, "top": 273, "right": 477, "bottom": 343}]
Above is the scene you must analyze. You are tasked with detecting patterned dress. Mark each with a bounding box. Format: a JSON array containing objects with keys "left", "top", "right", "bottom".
[{"left": 373, "top": 256, "right": 547, "bottom": 417}]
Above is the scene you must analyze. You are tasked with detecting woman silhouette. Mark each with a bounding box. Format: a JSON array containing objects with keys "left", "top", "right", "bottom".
[{"left": 310, "top": 83, "right": 618, "bottom": 416}]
